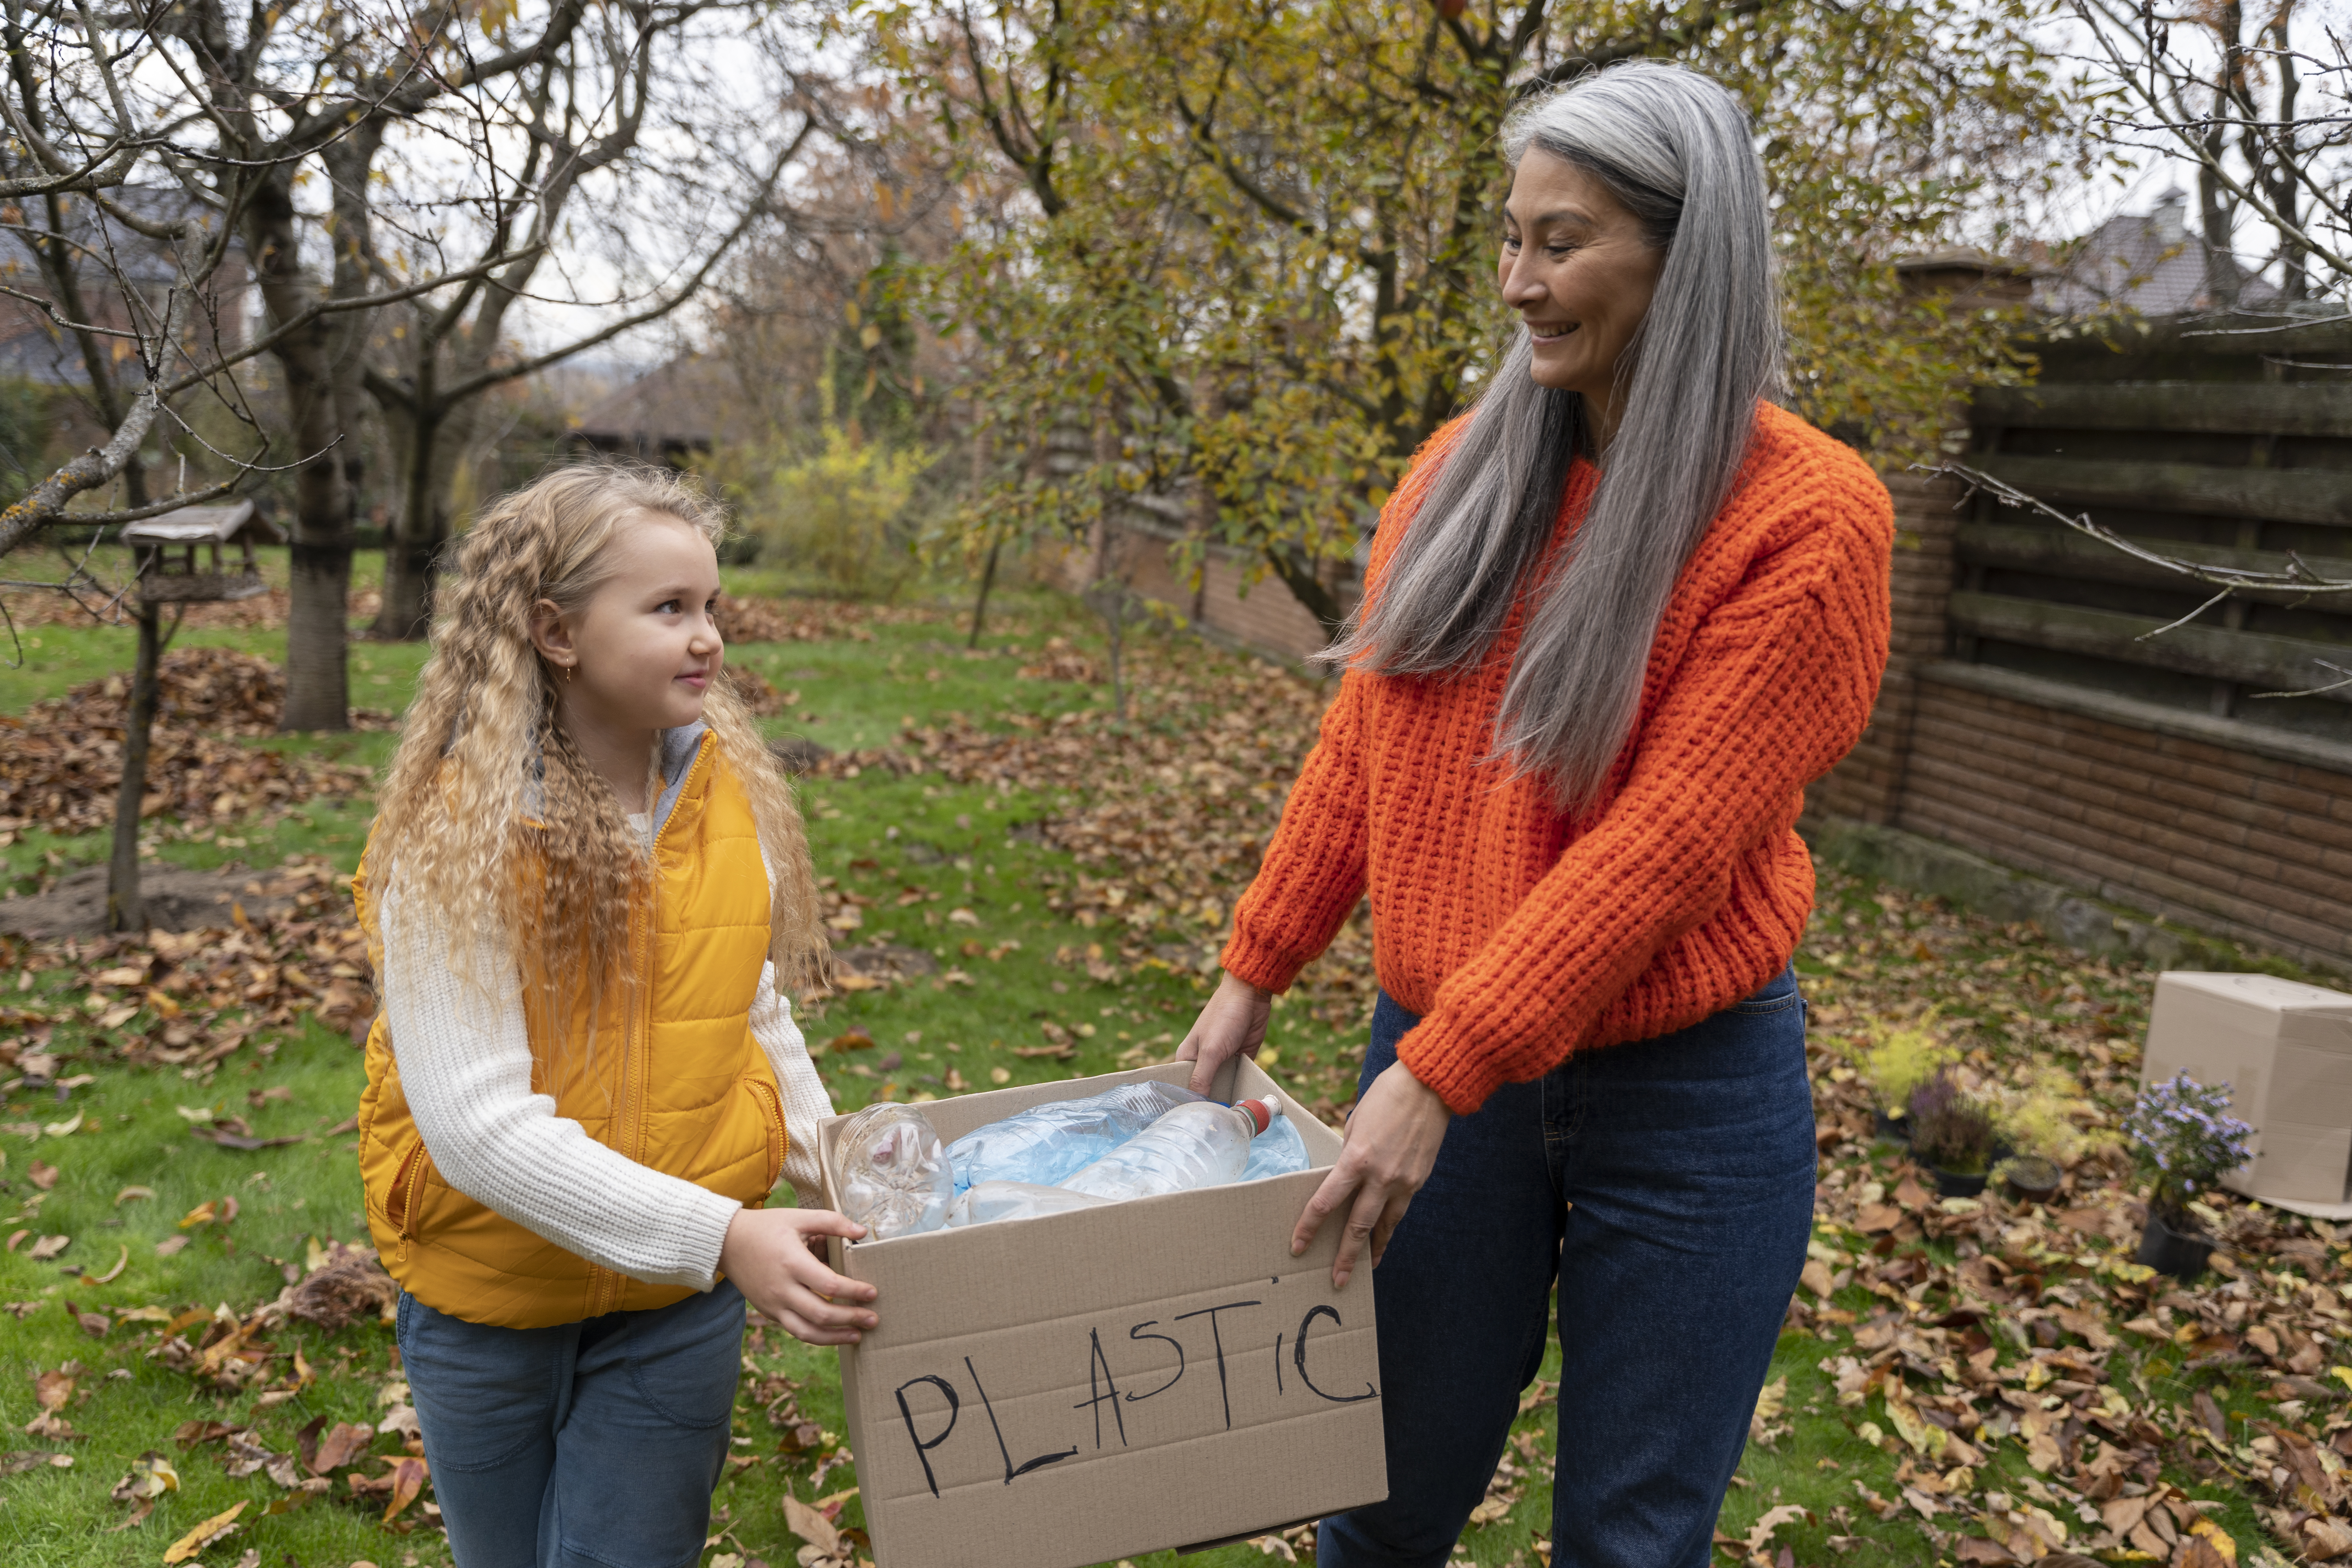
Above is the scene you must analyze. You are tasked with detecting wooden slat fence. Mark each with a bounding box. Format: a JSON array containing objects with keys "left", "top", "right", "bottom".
[{"left": 1808, "top": 316, "right": 2352, "bottom": 973}]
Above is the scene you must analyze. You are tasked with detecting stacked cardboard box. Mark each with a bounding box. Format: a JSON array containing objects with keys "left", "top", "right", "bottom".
[
  {"left": 817, "top": 1058, "right": 1387, "bottom": 1568},
  {"left": 2141, "top": 972, "right": 2352, "bottom": 1215}
]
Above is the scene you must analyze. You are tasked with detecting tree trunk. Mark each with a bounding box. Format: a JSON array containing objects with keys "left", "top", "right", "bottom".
[
  {"left": 372, "top": 402, "right": 451, "bottom": 641},
  {"left": 243, "top": 168, "right": 354, "bottom": 731},
  {"left": 1264, "top": 545, "right": 1347, "bottom": 642},
  {"left": 968, "top": 537, "right": 1002, "bottom": 647},
  {"left": 105, "top": 599, "right": 161, "bottom": 932}
]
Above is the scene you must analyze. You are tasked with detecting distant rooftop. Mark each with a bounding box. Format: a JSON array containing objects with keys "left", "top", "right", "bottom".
[{"left": 2035, "top": 189, "right": 2281, "bottom": 317}]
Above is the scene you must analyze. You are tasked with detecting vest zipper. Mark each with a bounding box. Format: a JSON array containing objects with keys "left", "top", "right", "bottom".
[
  {"left": 390, "top": 1141, "right": 428, "bottom": 1265},
  {"left": 747, "top": 1076, "right": 786, "bottom": 1194},
  {"left": 592, "top": 734, "right": 706, "bottom": 1317}
]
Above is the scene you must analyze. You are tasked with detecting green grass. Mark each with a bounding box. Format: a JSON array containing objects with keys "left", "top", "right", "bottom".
[{"left": 0, "top": 566, "right": 2299, "bottom": 1568}]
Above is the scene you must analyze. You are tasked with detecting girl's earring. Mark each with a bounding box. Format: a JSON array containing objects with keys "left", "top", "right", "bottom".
[{"left": 562, "top": 663, "right": 575, "bottom": 683}]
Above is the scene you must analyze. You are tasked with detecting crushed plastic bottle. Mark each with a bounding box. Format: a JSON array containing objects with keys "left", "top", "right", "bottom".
[
  {"left": 945, "top": 1181, "right": 1113, "bottom": 1228},
  {"left": 1059, "top": 1099, "right": 1278, "bottom": 1202},
  {"left": 833, "top": 1103, "right": 953, "bottom": 1240},
  {"left": 945, "top": 1080, "right": 1203, "bottom": 1192},
  {"left": 1240, "top": 1103, "right": 1310, "bottom": 1182}
]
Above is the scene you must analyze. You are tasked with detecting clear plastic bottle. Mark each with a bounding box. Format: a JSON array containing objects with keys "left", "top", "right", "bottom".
[
  {"left": 1059, "top": 1099, "right": 1276, "bottom": 1201},
  {"left": 1240, "top": 1105, "right": 1310, "bottom": 1182},
  {"left": 945, "top": 1080, "right": 1203, "bottom": 1192},
  {"left": 833, "top": 1103, "right": 953, "bottom": 1240},
  {"left": 945, "top": 1180, "right": 1113, "bottom": 1228}
]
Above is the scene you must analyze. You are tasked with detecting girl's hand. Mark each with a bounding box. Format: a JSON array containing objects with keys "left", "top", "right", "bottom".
[
  {"left": 1173, "top": 970, "right": 1274, "bottom": 1096},
  {"left": 719, "top": 1207, "right": 877, "bottom": 1346},
  {"left": 1291, "top": 1060, "right": 1451, "bottom": 1290}
]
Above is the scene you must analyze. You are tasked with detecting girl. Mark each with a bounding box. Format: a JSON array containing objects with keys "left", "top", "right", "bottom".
[{"left": 354, "top": 464, "right": 878, "bottom": 1568}]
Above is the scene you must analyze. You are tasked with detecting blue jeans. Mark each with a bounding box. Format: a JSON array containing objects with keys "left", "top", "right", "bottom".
[
  {"left": 396, "top": 1283, "right": 745, "bottom": 1568},
  {"left": 1317, "top": 972, "right": 1815, "bottom": 1568}
]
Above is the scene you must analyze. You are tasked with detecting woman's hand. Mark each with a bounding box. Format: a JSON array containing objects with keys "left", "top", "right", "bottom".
[
  {"left": 1173, "top": 971, "right": 1274, "bottom": 1096},
  {"left": 1292, "top": 1060, "right": 1452, "bottom": 1290},
  {"left": 718, "top": 1207, "right": 877, "bottom": 1346}
]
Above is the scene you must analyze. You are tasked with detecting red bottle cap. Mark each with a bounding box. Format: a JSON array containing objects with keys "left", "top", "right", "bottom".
[{"left": 1236, "top": 1098, "right": 1274, "bottom": 1135}]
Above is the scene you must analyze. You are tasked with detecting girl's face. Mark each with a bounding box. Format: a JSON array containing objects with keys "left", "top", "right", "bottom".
[
  {"left": 1497, "top": 149, "right": 1668, "bottom": 434},
  {"left": 531, "top": 512, "right": 725, "bottom": 735}
]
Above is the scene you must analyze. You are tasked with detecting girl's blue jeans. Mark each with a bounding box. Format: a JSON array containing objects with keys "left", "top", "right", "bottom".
[
  {"left": 1317, "top": 971, "right": 1816, "bottom": 1568},
  {"left": 397, "top": 1279, "right": 745, "bottom": 1568}
]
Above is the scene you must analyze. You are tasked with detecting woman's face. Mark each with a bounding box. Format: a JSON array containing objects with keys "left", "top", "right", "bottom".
[{"left": 1497, "top": 149, "right": 1668, "bottom": 430}]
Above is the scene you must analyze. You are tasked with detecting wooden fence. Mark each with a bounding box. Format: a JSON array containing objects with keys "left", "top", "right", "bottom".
[{"left": 1809, "top": 315, "right": 2352, "bottom": 974}]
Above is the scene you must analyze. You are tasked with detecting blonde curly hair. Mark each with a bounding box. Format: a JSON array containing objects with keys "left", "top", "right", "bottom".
[{"left": 364, "top": 462, "right": 829, "bottom": 1009}]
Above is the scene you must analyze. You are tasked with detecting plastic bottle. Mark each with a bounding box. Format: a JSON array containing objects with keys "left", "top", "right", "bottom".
[
  {"left": 945, "top": 1080, "right": 1203, "bottom": 1192},
  {"left": 1059, "top": 1099, "right": 1277, "bottom": 1201},
  {"left": 945, "top": 1181, "right": 1113, "bottom": 1228},
  {"left": 833, "top": 1103, "right": 953, "bottom": 1240},
  {"left": 1240, "top": 1105, "right": 1310, "bottom": 1182}
]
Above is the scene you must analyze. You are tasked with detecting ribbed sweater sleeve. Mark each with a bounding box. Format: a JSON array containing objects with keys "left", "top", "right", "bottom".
[
  {"left": 749, "top": 959, "right": 835, "bottom": 1208},
  {"left": 1397, "top": 509, "right": 1889, "bottom": 1112},
  {"left": 1221, "top": 668, "right": 1372, "bottom": 993}
]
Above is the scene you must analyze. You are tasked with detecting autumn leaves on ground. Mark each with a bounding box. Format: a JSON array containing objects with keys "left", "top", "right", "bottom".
[{"left": 4, "top": 568, "right": 2350, "bottom": 1568}]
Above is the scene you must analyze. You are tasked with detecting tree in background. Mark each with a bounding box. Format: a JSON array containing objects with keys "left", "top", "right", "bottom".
[
  {"left": 358, "top": 2, "right": 826, "bottom": 639},
  {"left": 874, "top": 0, "right": 2097, "bottom": 636},
  {"left": 2069, "top": 0, "right": 2348, "bottom": 307}
]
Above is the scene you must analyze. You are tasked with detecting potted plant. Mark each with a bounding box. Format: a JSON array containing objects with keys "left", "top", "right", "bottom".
[
  {"left": 1908, "top": 1067, "right": 1999, "bottom": 1198},
  {"left": 2124, "top": 1071, "right": 2254, "bottom": 1280},
  {"left": 1860, "top": 1017, "right": 1956, "bottom": 1145},
  {"left": 1993, "top": 1070, "right": 2080, "bottom": 1204}
]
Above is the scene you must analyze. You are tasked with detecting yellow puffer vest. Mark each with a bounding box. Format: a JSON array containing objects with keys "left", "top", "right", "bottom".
[{"left": 353, "top": 732, "right": 787, "bottom": 1328}]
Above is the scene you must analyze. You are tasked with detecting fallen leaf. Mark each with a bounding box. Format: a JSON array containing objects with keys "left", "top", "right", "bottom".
[
  {"left": 307, "top": 1420, "right": 374, "bottom": 1475},
  {"left": 379, "top": 1456, "right": 427, "bottom": 1523},
  {"left": 161, "top": 1500, "right": 245, "bottom": 1564},
  {"left": 177, "top": 1201, "right": 216, "bottom": 1229},
  {"left": 785, "top": 1487, "right": 842, "bottom": 1558},
  {"left": 154, "top": 1234, "right": 188, "bottom": 1257},
  {"left": 40, "top": 1112, "right": 81, "bottom": 1138},
  {"left": 2187, "top": 1516, "right": 2238, "bottom": 1564},
  {"left": 27, "top": 1160, "right": 56, "bottom": 1190},
  {"left": 27, "top": 1234, "right": 67, "bottom": 1261},
  {"left": 115, "top": 1185, "right": 154, "bottom": 1205},
  {"left": 109, "top": 1450, "right": 179, "bottom": 1504},
  {"left": 1742, "top": 1503, "right": 1810, "bottom": 1556},
  {"left": 71, "top": 1245, "right": 128, "bottom": 1286}
]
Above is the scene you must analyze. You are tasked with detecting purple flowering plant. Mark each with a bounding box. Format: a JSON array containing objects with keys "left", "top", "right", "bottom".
[
  {"left": 2123, "top": 1071, "right": 2254, "bottom": 1229},
  {"left": 1907, "top": 1066, "right": 1997, "bottom": 1175}
]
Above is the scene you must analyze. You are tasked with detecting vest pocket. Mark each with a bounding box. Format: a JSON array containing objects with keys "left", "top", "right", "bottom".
[
  {"left": 391, "top": 1140, "right": 438, "bottom": 1260},
  {"left": 744, "top": 1077, "right": 786, "bottom": 1195}
]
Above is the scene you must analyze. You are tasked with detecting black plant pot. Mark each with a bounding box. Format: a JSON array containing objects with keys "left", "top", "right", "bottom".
[
  {"left": 2004, "top": 1155, "right": 2062, "bottom": 1204},
  {"left": 2135, "top": 1211, "right": 2215, "bottom": 1280},
  {"left": 1874, "top": 1108, "right": 1910, "bottom": 1144},
  {"left": 1927, "top": 1165, "right": 1989, "bottom": 1199}
]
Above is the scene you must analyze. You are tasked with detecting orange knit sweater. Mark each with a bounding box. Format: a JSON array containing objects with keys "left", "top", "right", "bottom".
[{"left": 1221, "top": 402, "right": 1893, "bottom": 1115}]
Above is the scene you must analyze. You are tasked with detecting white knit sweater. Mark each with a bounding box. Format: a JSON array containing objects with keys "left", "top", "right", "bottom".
[{"left": 377, "top": 854, "right": 835, "bottom": 1293}]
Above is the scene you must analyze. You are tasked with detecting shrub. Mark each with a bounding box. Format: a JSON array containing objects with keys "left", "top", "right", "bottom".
[
  {"left": 703, "top": 424, "right": 929, "bottom": 599},
  {"left": 2124, "top": 1072, "right": 2254, "bottom": 1229},
  {"left": 1908, "top": 1067, "right": 1997, "bottom": 1175},
  {"left": 1860, "top": 1015, "right": 1957, "bottom": 1118}
]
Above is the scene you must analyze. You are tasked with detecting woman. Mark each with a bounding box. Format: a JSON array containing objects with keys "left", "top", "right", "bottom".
[{"left": 1176, "top": 63, "right": 1892, "bottom": 1568}]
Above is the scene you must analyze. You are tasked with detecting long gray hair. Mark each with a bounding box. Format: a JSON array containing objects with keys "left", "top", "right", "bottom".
[{"left": 1319, "top": 62, "right": 1782, "bottom": 811}]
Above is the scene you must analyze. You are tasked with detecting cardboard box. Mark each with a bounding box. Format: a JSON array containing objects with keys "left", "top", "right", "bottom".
[
  {"left": 817, "top": 1058, "right": 1387, "bottom": 1568},
  {"left": 2141, "top": 971, "right": 2352, "bottom": 1212}
]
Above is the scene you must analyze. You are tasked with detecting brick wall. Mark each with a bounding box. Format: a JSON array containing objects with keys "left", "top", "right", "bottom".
[
  {"left": 1881, "top": 669, "right": 2352, "bottom": 969},
  {"left": 1804, "top": 475, "right": 2352, "bottom": 975},
  {"left": 1808, "top": 469, "right": 1964, "bottom": 825},
  {"left": 1038, "top": 519, "right": 1350, "bottom": 665}
]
